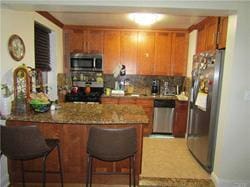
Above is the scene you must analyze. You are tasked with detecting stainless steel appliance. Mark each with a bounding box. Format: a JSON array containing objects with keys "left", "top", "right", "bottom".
[
  {"left": 70, "top": 53, "right": 103, "bottom": 72},
  {"left": 153, "top": 99, "right": 175, "bottom": 133},
  {"left": 187, "top": 50, "right": 224, "bottom": 172},
  {"left": 151, "top": 79, "right": 160, "bottom": 96}
]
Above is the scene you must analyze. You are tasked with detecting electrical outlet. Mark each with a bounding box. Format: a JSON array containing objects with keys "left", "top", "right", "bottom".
[{"left": 244, "top": 90, "right": 250, "bottom": 101}]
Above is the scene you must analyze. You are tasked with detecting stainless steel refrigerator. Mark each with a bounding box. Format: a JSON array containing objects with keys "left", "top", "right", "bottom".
[{"left": 187, "top": 50, "right": 225, "bottom": 172}]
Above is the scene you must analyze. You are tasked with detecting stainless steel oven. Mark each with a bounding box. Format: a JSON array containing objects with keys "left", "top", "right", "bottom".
[{"left": 70, "top": 53, "right": 103, "bottom": 71}]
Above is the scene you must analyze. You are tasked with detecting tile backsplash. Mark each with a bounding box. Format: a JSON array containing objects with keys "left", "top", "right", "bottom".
[
  {"left": 57, "top": 73, "right": 186, "bottom": 95},
  {"left": 104, "top": 74, "right": 185, "bottom": 95}
]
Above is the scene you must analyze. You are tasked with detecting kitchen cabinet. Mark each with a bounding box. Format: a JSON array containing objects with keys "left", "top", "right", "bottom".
[
  {"left": 120, "top": 31, "right": 138, "bottom": 74},
  {"left": 171, "top": 32, "right": 188, "bottom": 76},
  {"left": 103, "top": 30, "right": 121, "bottom": 74},
  {"left": 196, "top": 17, "right": 227, "bottom": 53},
  {"left": 218, "top": 17, "right": 228, "bottom": 49},
  {"left": 196, "top": 23, "right": 207, "bottom": 53},
  {"left": 68, "top": 29, "right": 104, "bottom": 54},
  {"left": 136, "top": 99, "right": 154, "bottom": 136},
  {"left": 154, "top": 32, "right": 172, "bottom": 75},
  {"left": 173, "top": 100, "right": 188, "bottom": 137},
  {"left": 101, "top": 97, "right": 153, "bottom": 136},
  {"left": 64, "top": 26, "right": 189, "bottom": 76},
  {"left": 137, "top": 32, "right": 155, "bottom": 75},
  {"left": 205, "top": 17, "right": 219, "bottom": 51}
]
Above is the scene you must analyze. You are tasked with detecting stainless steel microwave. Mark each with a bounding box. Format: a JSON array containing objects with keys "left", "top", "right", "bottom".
[{"left": 70, "top": 53, "right": 103, "bottom": 71}]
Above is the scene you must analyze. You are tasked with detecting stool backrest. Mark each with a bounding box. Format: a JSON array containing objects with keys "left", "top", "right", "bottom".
[
  {"left": 87, "top": 127, "right": 137, "bottom": 161},
  {"left": 0, "top": 125, "right": 50, "bottom": 160}
]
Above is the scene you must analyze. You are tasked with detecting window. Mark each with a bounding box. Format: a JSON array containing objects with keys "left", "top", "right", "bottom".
[{"left": 34, "top": 22, "right": 51, "bottom": 93}]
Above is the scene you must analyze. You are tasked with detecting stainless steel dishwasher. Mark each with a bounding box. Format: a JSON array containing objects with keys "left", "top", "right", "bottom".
[{"left": 153, "top": 99, "right": 175, "bottom": 134}]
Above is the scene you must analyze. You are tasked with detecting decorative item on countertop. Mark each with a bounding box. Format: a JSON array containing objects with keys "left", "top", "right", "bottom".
[
  {"left": 13, "top": 64, "right": 31, "bottom": 114},
  {"left": 29, "top": 92, "right": 51, "bottom": 112},
  {"left": 0, "top": 84, "right": 13, "bottom": 116}
]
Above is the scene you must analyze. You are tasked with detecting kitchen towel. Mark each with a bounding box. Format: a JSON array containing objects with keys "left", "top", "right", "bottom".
[{"left": 195, "top": 92, "right": 208, "bottom": 111}]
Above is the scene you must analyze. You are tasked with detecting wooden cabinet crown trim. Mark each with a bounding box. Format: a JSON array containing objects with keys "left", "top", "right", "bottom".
[{"left": 63, "top": 25, "right": 188, "bottom": 33}]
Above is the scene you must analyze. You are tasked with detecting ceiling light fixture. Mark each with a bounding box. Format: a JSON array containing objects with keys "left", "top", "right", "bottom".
[{"left": 128, "top": 13, "right": 163, "bottom": 26}]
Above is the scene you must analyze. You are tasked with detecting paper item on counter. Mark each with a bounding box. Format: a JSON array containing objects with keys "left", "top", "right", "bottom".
[
  {"left": 111, "top": 89, "right": 125, "bottom": 96},
  {"left": 195, "top": 92, "right": 208, "bottom": 111}
]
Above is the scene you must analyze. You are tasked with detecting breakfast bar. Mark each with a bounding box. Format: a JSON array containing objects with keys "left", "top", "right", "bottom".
[{"left": 6, "top": 103, "right": 148, "bottom": 185}]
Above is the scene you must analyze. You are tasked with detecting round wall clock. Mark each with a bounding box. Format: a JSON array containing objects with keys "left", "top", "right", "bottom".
[{"left": 8, "top": 34, "right": 25, "bottom": 61}]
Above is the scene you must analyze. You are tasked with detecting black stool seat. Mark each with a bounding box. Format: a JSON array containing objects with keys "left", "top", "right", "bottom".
[
  {"left": 86, "top": 127, "right": 137, "bottom": 187},
  {"left": 0, "top": 125, "right": 63, "bottom": 187}
]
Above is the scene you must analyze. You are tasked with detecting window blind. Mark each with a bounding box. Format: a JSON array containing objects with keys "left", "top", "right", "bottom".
[{"left": 35, "top": 23, "right": 51, "bottom": 71}]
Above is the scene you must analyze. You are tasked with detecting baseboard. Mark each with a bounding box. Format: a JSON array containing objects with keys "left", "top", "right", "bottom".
[{"left": 211, "top": 172, "right": 250, "bottom": 187}]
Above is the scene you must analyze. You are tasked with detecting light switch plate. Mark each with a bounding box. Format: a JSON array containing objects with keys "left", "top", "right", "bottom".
[{"left": 244, "top": 90, "right": 250, "bottom": 101}]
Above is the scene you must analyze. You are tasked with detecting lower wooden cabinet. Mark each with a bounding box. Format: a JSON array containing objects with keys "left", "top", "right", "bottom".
[
  {"left": 101, "top": 97, "right": 153, "bottom": 136},
  {"left": 173, "top": 100, "right": 188, "bottom": 137}
]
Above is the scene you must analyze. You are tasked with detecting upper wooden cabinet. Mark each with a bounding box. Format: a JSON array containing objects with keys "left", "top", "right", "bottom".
[
  {"left": 64, "top": 26, "right": 189, "bottom": 75},
  {"left": 171, "top": 32, "right": 188, "bottom": 76},
  {"left": 218, "top": 17, "right": 228, "bottom": 49},
  {"left": 196, "top": 16, "right": 228, "bottom": 53},
  {"left": 205, "top": 17, "right": 219, "bottom": 51},
  {"left": 69, "top": 29, "right": 84, "bottom": 53},
  {"left": 120, "top": 31, "right": 138, "bottom": 74},
  {"left": 137, "top": 32, "right": 155, "bottom": 75},
  {"left": 68, "top": 29, "right": 103, "bottom": 54},
  {"left": 103, "top": 30, "right": 120, "bottom": 74},
  {"left": 86, "top": 30, "right": 104, "bottom": 54},
  {"left": 154, "top": 32, "right": 172, "bottom": 75}
]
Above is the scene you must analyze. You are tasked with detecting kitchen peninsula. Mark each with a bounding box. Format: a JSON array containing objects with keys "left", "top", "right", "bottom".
[{"left": 6, "top": 103, "right": 148, "bottom": 185}]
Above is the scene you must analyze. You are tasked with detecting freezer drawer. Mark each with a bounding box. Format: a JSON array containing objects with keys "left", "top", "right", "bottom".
[{"left": 153, "top": 100, "right": 175, "bottom": 133}]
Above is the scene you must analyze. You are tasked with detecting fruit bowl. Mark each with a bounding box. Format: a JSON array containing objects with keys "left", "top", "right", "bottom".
[{"left": 30, "top": 102, "right": 51, "bottom": 113}]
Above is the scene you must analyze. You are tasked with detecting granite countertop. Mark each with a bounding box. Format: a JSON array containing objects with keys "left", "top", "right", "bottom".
[{"left": 7, "top": 103, "right": 149, "bottom": 125}]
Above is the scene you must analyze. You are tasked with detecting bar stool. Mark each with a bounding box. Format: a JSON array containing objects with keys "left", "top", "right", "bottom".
[
  {"left": 86, "top": 127, "right": 137, "bottom": 187},
  {"left": 0, "top": 125, "right": 63, "bottom": 187}
]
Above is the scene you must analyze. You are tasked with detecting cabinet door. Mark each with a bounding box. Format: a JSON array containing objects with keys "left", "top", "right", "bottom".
[
  {"left": 87, "top": 30, "right": 104, "bottom": 54},
  {"left": 119, "top": 98, "right": 136, "bottom": 104},
  {"left": 69, "top": 29, "right": 84, "bottom": 53},
  {"left": 196, "top": 24, "right": 206, "bottom": 53},
  {"left": 120, "top": 31, "right": 138, "bottom": 74},
  {"left": 136, "top": 99, "right": 154, "bottom": 136},
  {"left": 63, "top": 29, "right": 71, "bottom": 73},
  {"left": 205, "top": 17, "right": 219, "bottom": 51},
  {"left": 101, "top": 97, "right": 119, "bottom": 104},
  {"left": 171, "top": 32, "right": 188, "bottom": 76},
  {"left": 154, "top": 32, "right": 172, "bottom": 75},
  {"left": 173, "top": 101, "right": 188, "bottom": 137},
  {"left": 137, "top": 32, "right": 155, "bottom": 75},
  {"left": 103, "top": 31, "right": 120, "bottom": 74},
  {"left": 218, "top": 17, "right": 228, "bottom": 49}
]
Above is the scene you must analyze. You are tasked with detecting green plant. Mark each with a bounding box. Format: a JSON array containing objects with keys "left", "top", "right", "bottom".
[{"left": 1, "top": 84, "right": 13, "bottom": 98}]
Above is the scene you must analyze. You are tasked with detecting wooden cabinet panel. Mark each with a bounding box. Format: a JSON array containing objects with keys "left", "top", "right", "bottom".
[
  {"left": 137, "top": 32, "right": 155, "bottom": 75},
  {"left": 136, "top": 99, "right": 153, "bottom": 136},
  {"left": 171, "top": 32, "right": 188, "bottom": 76},
  {"left": 69, "top": 29, "right": 84, "bottom": 53},
  {"left": 205, "top": 17, "right": 219, "bottom": 51},
  {"left": 119, "top": 98, "right": 136, "bottom": 104},
  {"left": 173, "top": 101, "right": 188, "bottom": 137},
  {"left": 104, "top": 31, "right": 120, "bottom": 74},
  {"left": 87, "top": 30, "right": 104, "bottom": 54},
  {"left": 196, "top": 24, "right": 206, "bottom": 53},
  {"left": 120, "top": 31, "right": 138, "bottom": 74},
  {"left": 218, "top": 17, "right": 228, "bottom": 49},
  {"left": 101, "top": 97, "right": 119, "bottom": 104},
  {"left": 154, "top": 32, "right": 172, "bottom": 75}
]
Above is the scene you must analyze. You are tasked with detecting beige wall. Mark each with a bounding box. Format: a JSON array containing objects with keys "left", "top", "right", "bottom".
[{"left": 0, "top": 8, "right": 63, "bottom": 97}]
